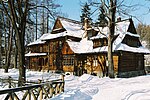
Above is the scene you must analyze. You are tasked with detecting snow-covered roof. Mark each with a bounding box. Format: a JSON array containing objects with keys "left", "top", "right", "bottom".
[
  {"left": 27, "top": 39, "right": 46, "bottom": 46},
  {"left": 27, "top": 33, "right": 49, "bottom": 46},
  {"left": 59, "top": 17, "right": 84, "bottom": 38},
  {"left": 67, "top": 19, "right": 150, "bottom": 54},
  {"left": 114, "top": 43, "right": 150, "bottom": 53},
  {"left": 27, "top": 17, "right": 150, "bottom": 54},
  {"left": 67, "top": 38, "right": 93, "bottom": 53},
  {"left": 90, "top": 27, "right": 109, "bottom": 40},
  {"left": 27, "top": 19, "right": 84, "bottom": 45},
  {"left": 41, "top": 31, "right": 66, "bottom": 40},
  {"left": 39, "top": 17, "right": 85, "bottom": 41},
  {"left": 25, "top": 52, "right": 47, "bottom": 57},
  {"left": 91, "top": 20, "right": 139, "bottom": 40},
  {"left": 42, "top": 31, "right": 83, "bottom": 40}
]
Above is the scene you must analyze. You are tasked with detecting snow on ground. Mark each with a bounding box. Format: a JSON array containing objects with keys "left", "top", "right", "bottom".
[
  {"left": 0, "top": 68, "right": 60, "bottom": 82},
  {"left": 0, "top": 68, "right": 61, "bottom": 100},
  {"left": 0, "top": 69, "right": 150, "bottom": 100},
  {"left": 52, "top": 74, "right": 150, "bottom": 100}
]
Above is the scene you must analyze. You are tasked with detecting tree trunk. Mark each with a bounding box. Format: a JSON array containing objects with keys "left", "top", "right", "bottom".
[
  {"left": 0, "top": 31, "right": 1, "bottom": 68},
  {"left": 14, "top": 36, "right": 18, "bottom": 69},
  {"left": 108, "top": 0, "right": 117, "bottom": 78},
  {"left": 17, "top": 15, "right": 27, "bottom": 86},
  {"left": 0, "top": 11, "right": 2, "bottom": 68},
  {"left": 14, "top": 48, "right": 18, "bottom": 68},
  {"left": 17, "top": 34, "right": 26, "bottom": 86},
  {"left": 42, "top": 1, "right": 45, "bottom": 35},
  {"left": 4, "top": 23, "right": 13, "bottom": 73},
  {"left": 35, "top": 0, "right": 38, "bottom": 40},
  {"left": 108, "top": 34, "right": 114, "bottom": 78}
]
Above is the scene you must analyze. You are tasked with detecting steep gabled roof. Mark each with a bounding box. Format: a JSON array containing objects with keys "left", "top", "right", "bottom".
[
  {"left": 41, "top": 17, "right": 85, "bottom": 40},
  {"left": 27, "top": 17, "right": 85, "bottom": 46},
  {"left": 58, "top": 17, "right": 84, "bottom": 38},
  {"left": 67, "top": 19, "right": 150, "bottom": 54},
  {"left": 27, "top": 17, "right": 150, "bottom": 54},
  {"left": 112, "top": 19, "right": 149, "bottom": 53}
]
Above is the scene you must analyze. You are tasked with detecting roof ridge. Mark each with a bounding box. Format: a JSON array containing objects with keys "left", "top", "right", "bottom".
[
  {"left": 116, "top": 18, "right": 131, "bottom": 23},
  {"left": 58, "top": 16, "right": 82, "bottom": 25}
]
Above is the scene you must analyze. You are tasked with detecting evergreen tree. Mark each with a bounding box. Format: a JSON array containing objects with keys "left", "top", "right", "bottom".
[
  {"left": 95, "top": 5, "right": 108, "bottom": 27},
  {"left": 80, "top": 3, "right": 92, "bottom": 24}
]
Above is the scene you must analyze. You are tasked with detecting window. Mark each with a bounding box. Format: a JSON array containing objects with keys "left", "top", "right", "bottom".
[
  {"left": 39, "top": 58, "right": 44, "bottom": 66},
  {"left": 59, "top": 41, "right": 62, "bottom": 48},
  {"left": 93, "top": 38, "right": 108, "bottom": 48},
  {"left": 63, "top": 55, "right": 74, "bottom": 66},
  {"left": 45, "top": 58, "right": 48, "bottom": 66},
  {"left": 93, "top": 40, "right": 102, "bottom": 48},
  {"left": 93, "top": 56, "right": 98, "bottom": 66},
  {"left": 103, "top": 39, "right": 108, "bottom": 46},
  {"left": 40, "top": 46, "right": 42, "bottom": 52},
  {"left": 43, "top": 45, "right": 47, "bottom": 52}
]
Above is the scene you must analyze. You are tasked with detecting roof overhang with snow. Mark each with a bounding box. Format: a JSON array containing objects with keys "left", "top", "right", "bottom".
[{"left": 25, "top": 52, "right": 47, "bottom": 57}]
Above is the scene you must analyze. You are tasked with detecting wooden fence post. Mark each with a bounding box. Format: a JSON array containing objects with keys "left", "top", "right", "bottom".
[
  {"left": 49, "top": 84, "right": 53, "bottom": 98},
  {"left": 60, "top": 74, "right": 65, "bottom": 92},
  {"left": 8, "top": 76, "right": 12, "bottom": 88},
  {"left": 39, "top": 87, "right": 43, "bottom": 100},
  {"left": 38, "top": 79, "right": 42, "bottom": 84},
  {"left": 38, "top": 79, "right": 43, "bottom": 100},
  {"left": 27, "top": 90, "right": 31, "bottom": 100},
  {"left": 61, "top": 74, "right": 65, "bottom": 82}
]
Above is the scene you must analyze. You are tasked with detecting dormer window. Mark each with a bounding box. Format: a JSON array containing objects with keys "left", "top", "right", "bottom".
[
  {"left": 93, "top": 38, "right": 108, "bottom": 48},
  {"left": 87, "top": 29, "right": 98, "bottom": 39}
]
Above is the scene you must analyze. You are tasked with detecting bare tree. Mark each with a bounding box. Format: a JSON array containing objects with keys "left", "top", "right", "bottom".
[
  {"left": 2, "top": 0, "right": 29, "bottom": 86},
  {"left": 0, "top": 9, "right": 2, "bottom": 67},
  {"left": 91, "top": 0, "right": 117, "bottom": 78},
  {"left": 25, "top": 0, "right": 62, "bottom": 43},
  {"left": 89, "top": 0, "right": 147, "bottom": 78},
  {"left": 1, "top": 0, "right": 63, "bottom": 85}
]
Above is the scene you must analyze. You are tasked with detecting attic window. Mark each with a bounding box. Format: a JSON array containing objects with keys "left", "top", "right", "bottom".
[
  {"left": 87, "top": 30, "right": 98, "bottom": 39},
  {"left": 93, "top": 38, "right": 108, "bottom": 48}
]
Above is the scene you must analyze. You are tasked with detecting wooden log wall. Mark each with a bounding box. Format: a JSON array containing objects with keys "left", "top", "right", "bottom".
[
  {"left": 113, "top": 56, "right": 118, "bottom": 74},
  {"left": 84, "top": 55, "right": 118, "bottom": 77},
  {"left": 119, "top": 52, "right": 144, "bottom": 72}
]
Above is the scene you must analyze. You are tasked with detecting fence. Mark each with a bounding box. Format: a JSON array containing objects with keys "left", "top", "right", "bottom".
[{"left": 0, "top": 75, "right": 65, "bottom": 100}]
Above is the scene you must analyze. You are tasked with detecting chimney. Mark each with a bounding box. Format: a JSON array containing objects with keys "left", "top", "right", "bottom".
[
  {"left": 83, "top": 17, "right": 88, "bottom": 38},
  {"left": 117, "top": 16, "right": 121, "bottom": 22}
]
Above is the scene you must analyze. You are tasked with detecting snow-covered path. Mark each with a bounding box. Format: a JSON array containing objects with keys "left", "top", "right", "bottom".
[
  {"left": 52, "top": 74, "right": 150, "bottom": 100},
  {"left": 0, "top": 69, "right": 150, "bottom": 100}
]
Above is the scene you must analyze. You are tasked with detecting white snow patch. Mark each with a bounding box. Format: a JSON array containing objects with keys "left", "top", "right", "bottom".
[
  {"left": 52, "top": 74, "right": 150, "bottom": 100},
  {"left": 1, "top": 69, "right": 150, "bottom": 100},
  {"left": 78, "top": 74, "right": 93, "bottom": 82}
]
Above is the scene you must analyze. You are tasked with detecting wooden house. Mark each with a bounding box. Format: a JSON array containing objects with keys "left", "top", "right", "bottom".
[{"left": 25, "top": 17, "right": 150, "bottom": 77}]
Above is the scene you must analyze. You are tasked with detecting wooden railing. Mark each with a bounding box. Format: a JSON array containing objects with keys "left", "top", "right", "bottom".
[{"left": 0, "top": 75, "right": 65, "bottom": 100}]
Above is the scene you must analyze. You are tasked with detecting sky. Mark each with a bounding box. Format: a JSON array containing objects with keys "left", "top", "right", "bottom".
[{"left": 57, "top": 0, "right": 150, "bottom": 25}]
